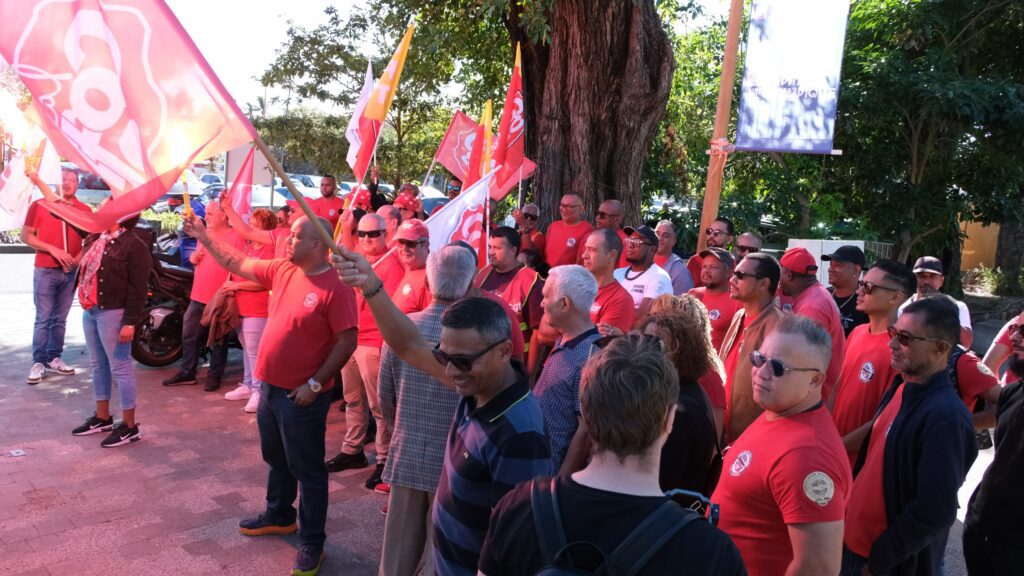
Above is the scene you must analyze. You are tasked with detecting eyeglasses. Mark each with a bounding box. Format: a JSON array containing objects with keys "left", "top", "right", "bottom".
[
  {"left": 732, "top": 270, "right": 762, "bottom": 281},
  {"left": 626, "top": 237, "right": 654, "bottom": 247},
  {"left": 749, "top": 350, "right": 821, "bottom": 378},
  {"left": 705, "top": 228, "right": 728, "bottom": 237},
  {"left": 432, "top": 340, "right": 506, "bottom": 372},
  {"left": 886, "top": 326, "right": 945, "bottom": 347},
  {"left": 357, "top": 229, "right": 385, "bottom": 238},
  {"left": 596, "top": 211, "right": 620, "bottom": 219},
  {"left": 560, "top": 203, "right": 582, "bottom": 210},
  {"left": 858, "top": 280, "right": 901, "bottom": 295},
  {"left": 397, "top": 239, "right": 427, "bottom": 249},
  {"left": 736, "top": 245, "right": 759, "bottom": 253},
  {"left": 522, "top": 213, "right": 538, "bottom": 220}
]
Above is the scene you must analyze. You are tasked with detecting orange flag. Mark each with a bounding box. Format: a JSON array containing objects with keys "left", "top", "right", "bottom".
[{"left": 363, "top": 23, "right": 415, "bottom": 122}]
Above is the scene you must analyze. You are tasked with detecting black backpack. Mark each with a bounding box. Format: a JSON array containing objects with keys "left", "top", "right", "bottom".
[{"left": 530, "top": 477, "right": 701, "bottom": 576}]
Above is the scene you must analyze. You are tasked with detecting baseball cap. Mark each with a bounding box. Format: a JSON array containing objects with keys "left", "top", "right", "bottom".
[
  {"left": 623, "top": 225, "right": 658, "bottom": 246},
  {"left": 349, "top": 187, "right": 371, "bottom": 210},
  {"left": 395, "top": 218, "right": 429, "bottom": 242},
  {"left": 780, "top": 247, "right": 819, "bottom": 275},
  {"left": 699, "top": 247, "right": 735, "bottom": 269},
  {"left": 393, "top": 191, "right": 420, "bottom": 211},
  {"left": 821, "top": 245, "right": 866, "bottom": 267},
  {"left": 912, "top": 256, "right": 943, "bottom": 275}
]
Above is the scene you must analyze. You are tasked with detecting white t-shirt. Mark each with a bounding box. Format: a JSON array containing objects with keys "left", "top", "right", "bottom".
[
  {"left": 613, "top": 264, "right": 674, "bottom": 311},
  {"left": 897, "top": 294, "right": 972, "bottom": 329}
]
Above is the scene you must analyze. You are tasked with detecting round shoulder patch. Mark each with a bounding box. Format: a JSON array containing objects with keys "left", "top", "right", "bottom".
[
  {"left": 730, "top": 450, "right": 752, "bottom": 477},
  {"left": 977, "top": 361, "right": 995, "bottom": 377},
  {"left": 803, "top": 471, "right": 836, "bottom": 506},
  {"left": 303, "top": 292, "right": 319, "bottom": 308}
]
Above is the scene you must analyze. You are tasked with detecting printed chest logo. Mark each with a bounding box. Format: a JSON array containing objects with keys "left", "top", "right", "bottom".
[
  {"left": 730, "top": 450, "right": 752, "bottom": 476},
  {"left": 708, "top": 309, "right": 721, "bottom": 321},
  {"left": 402, "top": 283, "right": 412, "bottom": 296},
  {"left": 860, "top": 361, "right": 875, "bottom": 383},
  {"left": 303, "top": 293, "right": 318, "bottom": 308},
  {"left": 782, "top": 303, "right": 793, "bottom": 312},
  {"left": 803, "top": 471, "right": 836, "bottom": 506},
  {"left": 567, "top": 237, "right": 577, "bottom": 248},
  {"left": 590, "top": 302, "right": 601, "bottom": 314},
  {"left": 329, "top": 209, "right": 337, "bottom": 217}
]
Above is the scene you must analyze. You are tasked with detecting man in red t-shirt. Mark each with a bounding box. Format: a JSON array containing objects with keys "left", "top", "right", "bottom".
[
  {"left": 544, "top": 193, "right": 592, "bottom": 268},
  {"left": 713, "top": 315, "right": 851, "bottom": 576},
  {"left": 22, "top": 168, "right": 92, "bottom": 384},
  {"left": 581, "top": 228, "right": 634, "bottom": 335},
  {"left": 687, "top": 217, "right": 734, "bottom": 289},
  {"left": 688, "top": 247, "right": 740, "bottom": 351},
  {"left": 327, "top": 214, "right": 404, "bottom": 492},
  {"left": 185, "top": 214, "right": 357, "bottom": 576},
  {"left": 308, "top": 175, "right": 346, "bottom": 228},
  {"left": 779, "top": 247, "right": 847, "bottom": 402},
  {"left": 476, "top": 227, "right": 544, "bottom": 351},
  {"left": 576, "top": 199, "right": 627, "bottom": 268},
  {"left": 163, "top": 202, "right": 244, "bottom": 391},
  {"left": 392, "top": 220, "right": 431, "bottom": 314}
]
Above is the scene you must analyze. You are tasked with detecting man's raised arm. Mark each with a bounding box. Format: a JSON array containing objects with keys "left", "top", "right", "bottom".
[{"left": 183, "top": 215, "right": 258, "bottom": 282}]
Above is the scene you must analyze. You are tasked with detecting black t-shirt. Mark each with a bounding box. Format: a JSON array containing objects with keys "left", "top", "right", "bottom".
[
  {"left": 479, "top": 476, "right": 746, "bottom": 576},
  {"left": 830, "top": 287, "right": 868, "bottom": 336},
  {"left": 966, "top": 379, "right": 1024, "bottom": 544},
  {"left": 660, "top": 382, "right": 718, "bottom": 494}
]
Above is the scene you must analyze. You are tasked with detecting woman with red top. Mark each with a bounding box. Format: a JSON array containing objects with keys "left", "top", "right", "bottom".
[{"left": 221, "top": 208, "right": 278, "bottom": 413}]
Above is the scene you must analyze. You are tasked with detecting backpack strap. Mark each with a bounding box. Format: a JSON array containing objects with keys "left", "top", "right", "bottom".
[
  {"left": 947, "top": 345, "right": 966, "bottom": 397},
  {"left": 600, "top": 501, "right": 701, "bottom": 576},
  {"left": 530, "top": 476, "right": 568, "bottom": 565}
]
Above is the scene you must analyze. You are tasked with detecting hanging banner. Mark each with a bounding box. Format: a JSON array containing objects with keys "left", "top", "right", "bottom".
[{"left": 734, "top": 0, "right": 850, "bottom": 154}]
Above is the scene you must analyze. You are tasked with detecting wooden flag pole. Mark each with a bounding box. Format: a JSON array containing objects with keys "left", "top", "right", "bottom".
[{"left": 696, "top": 0, "right": 744, "bottom": 253}]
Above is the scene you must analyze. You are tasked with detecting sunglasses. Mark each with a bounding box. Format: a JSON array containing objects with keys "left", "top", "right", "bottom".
[
  {"left": 858, "top": 280, "right": 901, "bottom": 295},
  {"left": 432, "top": 340, "right": 505, "bottom": 372},
  {"left": 736, "top": 245, "right": 759, "bottom": 253},
  {"left": 397, "top": 239, "right": 427, "bottom": 249},
  {"left": 522, "top": 213, "right": 538, "bottom": 220},
  {"left": 749, "top": 350, "right": 821, "bottom": 378},
  {"left": 886, "top": 326, "right": 945, "bottom": 347},
  {"left": 732, "top": 270, "right": 762, "bottom": 281},
  {"left": 705, "top": 228, "right": 728, "bottom": 237},
  {"left": 626, "top": 237, "right": 654, "bottom": 247},
  {"left": 447, "top": 184, "right": 461, "bottom": 190},
  {"left": 357, "top": 229, "right": 385, "bottom": 238},
  {"left": 560, "top": 203, "right": 582, "bottom": 210},
  {"left": 596, "top": 211, "right": 620, "bottom": 219}
]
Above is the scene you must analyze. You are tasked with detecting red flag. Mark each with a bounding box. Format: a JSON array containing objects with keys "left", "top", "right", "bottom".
[
  {"left": 489, "top": 158, "right": 536, "bottom": 201},
  {"left": 0, "top": 0, "right": 257, "bottom": 232},
  {"left": 435, "top": 110, "right": 479, "bottom": 181},
  {"left": 493, "top": 45, "right": 525, "bottom": 184},
  {"left": 463, "top": 123, "right": 486, "bottom": 189},
  {"left": 227, "top": 146, "right": 255, "bottom": 216}
]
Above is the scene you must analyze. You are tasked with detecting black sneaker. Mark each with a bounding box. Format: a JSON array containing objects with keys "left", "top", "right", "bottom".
[
  {"left": 162, "top": 371, "right": 197, "bottom": 386},
  {"left": 325, "top": 451, "right": 368, "bottom": 473},
  {"left": 364, "top": 463, "right": 385, "bottom": 490},
  {"left": 72, "top": 414, "right": 114, "bottom": 436},
  {"left": 204, "top": 372, "right": 223, "bottom": 392},
  {"left": 238, "top": 513, "right": 298, "bottom": 536},
  {"left": 292, "top": 544, "right": 325, "bottom": 576},
  {"left": 100, "top": 422, "right": 141, "bottom": 447}
]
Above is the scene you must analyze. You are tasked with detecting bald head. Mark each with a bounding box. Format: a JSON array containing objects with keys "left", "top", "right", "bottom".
[{"left": 596, "top": 199, "right": 624, "bottom": 230}]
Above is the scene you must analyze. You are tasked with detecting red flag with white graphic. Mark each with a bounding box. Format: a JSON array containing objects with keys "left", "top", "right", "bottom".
[
  {"left": 0, "top": 0, "right": 257, "bottom": 232},
  {"left": 493, "top": 45, "right": 525, "bottom": 186},
  {"left": 435, "top": 110, "right": 479, "bottom": 181},
  {"left": 424, "top": 168, "right": 496, "bottom": 268},
  {"left": 346, "top": 61, "right": 380, "bottom": 184},
  {"left": 226, "top": 146, "right": 255, "bottom": 216}
]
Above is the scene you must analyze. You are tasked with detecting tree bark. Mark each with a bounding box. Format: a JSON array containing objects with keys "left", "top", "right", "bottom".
[
  {"left": 507, "top": 0, "right": 674, "bottom": 227},
  {"left": 995, "top": 188, "right": 1024, "bottom": 286}
]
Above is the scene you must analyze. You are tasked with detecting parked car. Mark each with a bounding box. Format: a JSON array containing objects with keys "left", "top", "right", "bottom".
[{"left": 198, "top": 173, "right": 224, "bottom": 187}]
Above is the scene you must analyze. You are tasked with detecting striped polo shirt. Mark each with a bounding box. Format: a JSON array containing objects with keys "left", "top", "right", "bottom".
[{"left": 431, "top": 364, "right": 551, "bottom": 576}]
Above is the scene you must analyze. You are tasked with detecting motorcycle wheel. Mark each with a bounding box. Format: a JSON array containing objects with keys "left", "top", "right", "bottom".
[{"left": 132, "top": 306, "right": 183, "bottom": 367}]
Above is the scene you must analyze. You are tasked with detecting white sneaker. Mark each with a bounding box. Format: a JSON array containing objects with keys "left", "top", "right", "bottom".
[
  {"left": 45, "top": 357, "right": 76, "bottom": 375},
  {"left": 27, "top": 363, "right": 45, "bottom": 384},
  {"left": 243, "top": 390, "right": 260, "bottom": 413},
  {"left": 224, "top": 385, "right": 252, "bottom": 401}
]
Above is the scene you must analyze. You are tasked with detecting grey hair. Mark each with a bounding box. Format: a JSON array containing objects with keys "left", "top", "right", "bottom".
[
  {"left": 426, "top": 245, "right": 477, "bottom": 302},
  {"left": 656, "top": 220, "right": 676, "bottom": 234},
  {"left": 523, "top": 202, "right": 540, "bottom": 214},
  {"left": 360, "top": 213, "right": 385, "bottom": 229},
  {"left": 773, "top": 314, "right": 833, "bottom": 369},
  {"left": 547, "top": 264, "right": 598, "bottom": 313}
]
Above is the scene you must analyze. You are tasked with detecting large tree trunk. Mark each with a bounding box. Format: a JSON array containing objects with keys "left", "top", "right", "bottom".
[
  {"left": 507, "top": 0, "right": 674, "bottom": 227},
  {"left": 995, "top": 189, "right": 1024, "bottom": 274}
]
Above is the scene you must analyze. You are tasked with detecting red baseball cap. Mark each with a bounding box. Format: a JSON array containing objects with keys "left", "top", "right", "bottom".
[
  {"left": 349, "top": 187, "right": 371, "bottom": 210},
  {"left": 395, "top": 218, "right": 429, "bottom": 242},
  {"left": 780, "top": 247, "right": 818, "bottom": 275},
  {"left": 393, "top": 191, "right": 420, "bottom": 212}
]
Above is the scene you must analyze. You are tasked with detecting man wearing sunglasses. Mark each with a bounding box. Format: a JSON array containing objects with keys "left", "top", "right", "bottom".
[
  {"left": 823, "top": 245, "right": 869, "bottom": 337},
  {"left": 830, "top": 259, "right": 916, "bottom": 463},
  {"left": 445, "top": 177, "right": 462, "bottom": 200},
  {"left": 714, "top": 315, "right": 851, "bottom": 576},
  {"left": 512, "top": 202, "right": 546, "bottom": 264},
  {"left": 544, "top": 193, "right": 593, "bottom": 268},
  {"left": 842, "top": 295, "right": 978, "bottom": 576},
  {"left": 391, "top": 219, "right": 431, "bottom": 315},
  {"left": 687, "top": 217, "right": 734, "bottom": 288},
  {"left": 720, "top": 252, "right": 785, "bottom": 443},
  {"left": 326, "top": 214, "right": 404, "bottom": 478},
  {"left": 732, "top": 231, "right": 761, "bottom": 263},
  {"left": 654, "top": 220, "right": 694, "bottom": 295}
]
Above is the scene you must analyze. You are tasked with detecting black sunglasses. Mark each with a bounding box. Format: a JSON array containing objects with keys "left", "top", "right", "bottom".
[
  {"left": 357, "top": 229, "right": 385, "bottom": 238},
  {"left": 749, "top": 350, "right": 821, "bottom": 378},
  {"left": 596, "top": 211, "right": 620, "bottom": 219},
  {"left": 886, "top": 326, "right": 945, "bottom": 347},
  {"left": 732, "top": 270, "right": 762, "bottom": 281},
  {"left": 736, "top": 245, "right": 759, "bottom": 253},
  {"left": 522, "top": 213, "right": 538, "bottom": 220},
  {"left": 432, "top": 340, "right": 505, "bottom": 372},
  {"left": 858, "top": 280, "right": 901, "bottom": 295},
  {"left": 397, "top": 239, "right": 427, "bottom": 249}
]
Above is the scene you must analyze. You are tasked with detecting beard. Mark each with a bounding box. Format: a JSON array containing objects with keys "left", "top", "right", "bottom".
[{"left": 1007, "top": 354, "right": 1024, "bottom": 379}]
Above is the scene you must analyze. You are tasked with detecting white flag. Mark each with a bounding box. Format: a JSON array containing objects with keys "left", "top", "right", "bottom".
[
  {"left": 346, "top": 61, "right": 375, "bottom": 173},
  {"left": 424, "top": 168, "right": 497, "bottom": 265}
]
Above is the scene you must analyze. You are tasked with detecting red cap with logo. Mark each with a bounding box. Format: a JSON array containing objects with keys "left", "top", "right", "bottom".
[
  {"left": 395, "top": 218, "right": 429, "bottom": 242},
  {"left": 780, "top": 247, "right": 819, "bottom": 275},
  {"left": 393, "top": 191, "right": 421, "bottom": 212},
  {"left": 349, "top": 187, "right": 371, "bottom": 210}
]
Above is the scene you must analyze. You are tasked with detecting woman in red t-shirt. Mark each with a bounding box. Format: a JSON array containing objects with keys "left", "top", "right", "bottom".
[{"left": 221, "top": 209, "right": 279, "bottom": 413}]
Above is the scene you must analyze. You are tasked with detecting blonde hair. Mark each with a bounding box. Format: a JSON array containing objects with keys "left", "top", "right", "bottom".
[{"left": 645, "top": 294, "right": 724, "bottom": 383}]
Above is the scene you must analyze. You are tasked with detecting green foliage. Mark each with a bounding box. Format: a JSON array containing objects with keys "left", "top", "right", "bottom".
[
  {"left": 141, "top": 209, "right": 182, "bottom": 234},
  {"left": 965, "top": 265, "right": 1024, "bottom": 297}
]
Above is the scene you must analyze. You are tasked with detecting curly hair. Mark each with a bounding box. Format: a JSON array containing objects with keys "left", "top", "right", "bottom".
[
  {"left": 250, "top": 208, "right": 276, "bottom": 231},
  {"left": 644, "top": 294, "right": 723, "bottom": 383}
]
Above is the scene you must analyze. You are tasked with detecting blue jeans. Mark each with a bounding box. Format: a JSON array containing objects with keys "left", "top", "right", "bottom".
[
  {"left": 32, "top": 266, "right": 78, "bottom": 364},
  {"left": 82, "top": 308, "right": 137, "bottom": 410},
  {"left": 238, "top": 316, "right": 267, "bottom": 391},
  {"left": 257, "top": 382, "right": 331, "bottom": 548},
  {"left": 180, "top": 300, "right": 227, "bottom": 377}
]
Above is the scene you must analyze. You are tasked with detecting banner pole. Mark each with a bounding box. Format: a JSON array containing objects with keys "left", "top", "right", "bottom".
[{"left": 421, "top": 156, "right": 437, "bottom": 188}]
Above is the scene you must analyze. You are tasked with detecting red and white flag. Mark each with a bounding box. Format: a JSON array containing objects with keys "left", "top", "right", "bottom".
[
  {"left": 424, "top": 168, "right": 496, "bottom": 268},
  {"left": 435, "top": 110, "right": 480, "bottom": 182},
  {"left": 226, "top": 146, "right": 255, "bottom": 216},
  {"left": 0, "top": 0, "right": 257, "bottom": 232},
  {"left": 492, "top": 45, "right": 525, "bottom": 190},
  {"left": 0, "top": 134, "right": 61, "bottom": 232},
  {"left": 346, "top": 61, "right": 379, "bottom": 184}
]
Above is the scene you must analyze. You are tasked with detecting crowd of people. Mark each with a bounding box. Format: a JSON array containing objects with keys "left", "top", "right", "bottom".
[{"left": 20, "top": 170, "right": 1023, "bottom": 576}]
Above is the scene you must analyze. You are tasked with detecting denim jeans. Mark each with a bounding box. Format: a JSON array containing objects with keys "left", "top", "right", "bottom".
[
  {"left": 257, "top": 382, "right": 331, "bottom": 548},
  {"left": 32, "top": 266, "right": 78, "bottom": 364},
  {"left": 82, "top": 308, "right": 137, "bottom": 410},
  {"left": 180, "top": 300, "right": 227, "bottom": 377},
  {"left": 238, "top": 316, "right": 268, "bottom": 391}
]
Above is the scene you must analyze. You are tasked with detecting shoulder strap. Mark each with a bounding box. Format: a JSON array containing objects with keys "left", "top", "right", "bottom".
[
  {"left": 947, "top": 345, "right": 967, "bottom": 395},
  {"left": 530, "top": 477, "right": 567, "bottom": 565},
  {"left": 601, "top": 501, "right": 700, "bottom": 576}
]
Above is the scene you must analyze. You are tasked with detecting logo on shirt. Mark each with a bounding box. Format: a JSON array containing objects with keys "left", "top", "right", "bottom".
[
  {"left": 303, "top": 293, "right": 319, "bottom": 308},
  {"left": 860, "top": 361, "right": 875, "bottom": 383},
  {"left": 977, "top": 362, "right": 995, "bottom": 377},
  {"left": 590, "top": 303, "right": 601, "bottom": 315},
  {"left": 709, "top": 309, "right": 721, "bottom": 321},
  {"left": 402, "top": 283, "right": 412, "bottom": 296},
  {"left": 730, "top": 450, "right": 752, "bottom": 476},
  {"left": 803, "top": 471, "right": 836, "bottom": 506},
  {"left": 329, "top": 209, "right": 337, "bottom": 217},
  {"left": 567, "top": 237, "right": 577, "bottom": 248},
  {"left": 782, "top": 303, "right": 793, "bottom": 312}
]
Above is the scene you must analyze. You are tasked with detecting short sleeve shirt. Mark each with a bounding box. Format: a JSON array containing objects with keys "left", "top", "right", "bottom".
[
  {"left": 993, "top": 320, "right": 1020, "bottom": 383},
  {"left": 832, "top": 325, "right": 898, "bottom": 440},
  {"left": 393, "top": 267, "right": 431, "bottom": 314},
  {"left": 689, "top": 287, "right": 741, "bottom": 351},
  {"left": 310, "top": 195, "right": 347, "bottom": 228},
  {"left": 899, "top": 294, "right": 972, "bottom": 330},
  {"left": 613, "top": 264, "right": 674, "bottom": 311},
  {"left": 25, "top": 198, "right": 92, "bottom": 268},
  {"left": 955, "top": 351, "right": 999, "bottom": 412},
  {"left": 233, "top": 239, "right": 275, "bottom": 318},
  {"left": 544, "top": 220, "right": 592, "bottom": 268},
  {"left": 356, "top": 251, "right": 405, "bottom": 347},
  {"left": 191, "top": 229, "right": 244, "bottom": 304},
  {"left": 589, "top": 281, "right": 635, "bottom": 333}
]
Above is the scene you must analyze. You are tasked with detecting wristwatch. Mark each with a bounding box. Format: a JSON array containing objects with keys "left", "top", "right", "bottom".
[{"left": 307, "top": 378, "right": 322, "bottom": 394}]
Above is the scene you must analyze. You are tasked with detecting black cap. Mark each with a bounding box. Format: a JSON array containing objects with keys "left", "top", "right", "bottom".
[
  {"left": 912, "top": 256, "right": 943, "bottom": 275},
  {"left": 699, "top": 247, "right": 736, "bottom": 269},
  {"left": 821, "top": 245, "right": 866, "bottom": 267},
  {"left": 623, "top": 225, "right": 658, "bottom": 246}
]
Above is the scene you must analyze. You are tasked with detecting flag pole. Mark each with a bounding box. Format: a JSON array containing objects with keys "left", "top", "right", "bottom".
[
  {"left": 253, "top": 136, "right": 340, "bottom": 254},
  {"left": 421, "top": 156, "right": 437, "bottom": 188}
]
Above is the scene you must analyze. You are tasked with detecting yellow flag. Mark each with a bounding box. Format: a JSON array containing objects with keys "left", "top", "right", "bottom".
[
  {"left": 481, "top": 100, "right": 492, "bottom": 179},
  {"left": 363, "top": 24, "right": 415, "bottom": 122}
]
